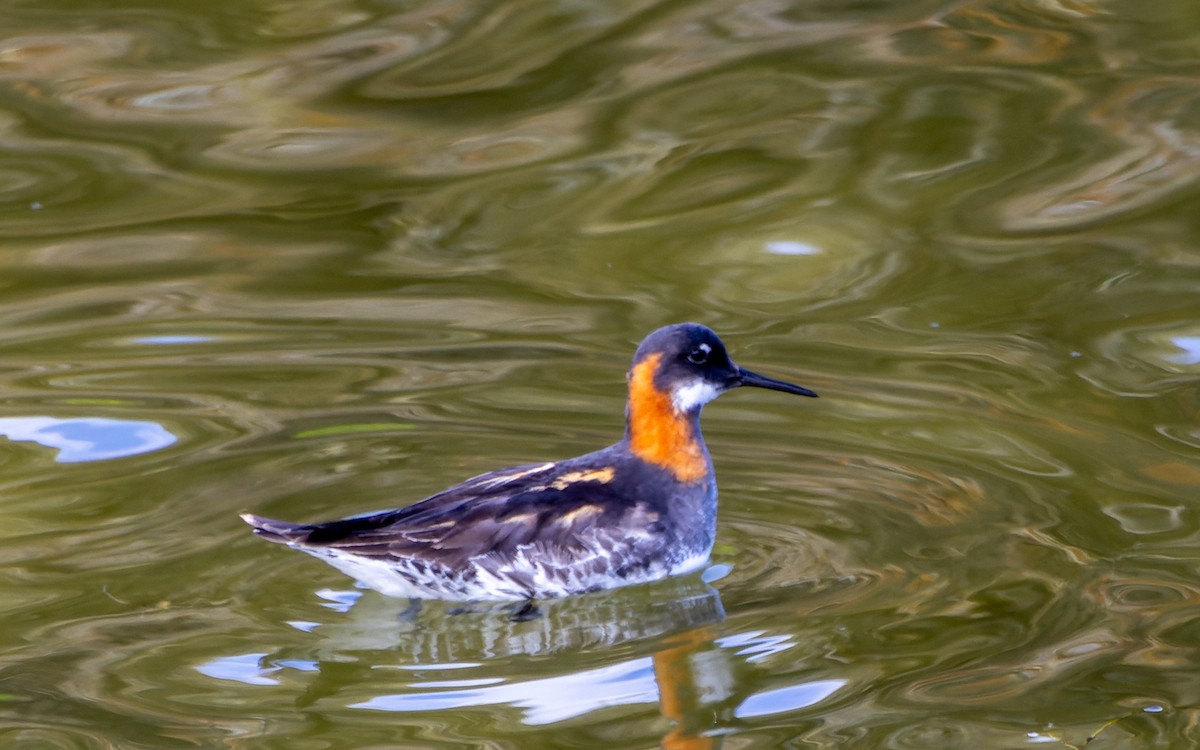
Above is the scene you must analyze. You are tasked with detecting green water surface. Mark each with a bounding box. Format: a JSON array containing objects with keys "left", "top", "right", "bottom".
[{"left": 0, "top": 0, "right": 1198, "bottom": 748}]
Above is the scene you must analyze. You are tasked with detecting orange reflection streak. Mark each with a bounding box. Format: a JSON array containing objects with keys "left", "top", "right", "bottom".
[{"left": 653, "top": 626, "right": 717, "bottom": 750}]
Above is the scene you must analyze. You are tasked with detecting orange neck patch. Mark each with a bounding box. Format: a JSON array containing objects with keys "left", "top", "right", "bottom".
[{"left": 626, "top": 353, "right": 709, "bottom": 483}]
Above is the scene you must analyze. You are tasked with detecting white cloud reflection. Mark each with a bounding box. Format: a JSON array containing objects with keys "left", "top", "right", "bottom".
[
  {"left": 353, "top": 657, "right": 660, "bottom": 725},
  {"left": 0, "top": 416, "right": 176, "bottom": 462}
]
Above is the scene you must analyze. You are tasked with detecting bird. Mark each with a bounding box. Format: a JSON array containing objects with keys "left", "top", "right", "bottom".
[{"left": 241, "top": 323, "right": 817, "bottom": 602}]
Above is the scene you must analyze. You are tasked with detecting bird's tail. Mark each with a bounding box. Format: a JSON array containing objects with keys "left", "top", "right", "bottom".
[{"left": 239, "top": 512, "right": 311, "bottom": 545}]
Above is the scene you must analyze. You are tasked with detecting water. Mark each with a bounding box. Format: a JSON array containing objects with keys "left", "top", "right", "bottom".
[{"left": 1, "top": 0, "right": 1198, "bottom": 747}]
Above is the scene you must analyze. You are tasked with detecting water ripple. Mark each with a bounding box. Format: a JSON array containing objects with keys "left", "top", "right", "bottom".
[{"left": 0, "top": 138, "right": 251, "bottom": 237}]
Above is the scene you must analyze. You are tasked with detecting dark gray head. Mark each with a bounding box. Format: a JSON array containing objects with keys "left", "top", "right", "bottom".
[{"left": 630, "top": 323, "right": 817, "bottom": 414}]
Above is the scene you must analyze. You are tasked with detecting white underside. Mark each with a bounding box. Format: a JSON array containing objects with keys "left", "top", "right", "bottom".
[
  {"left": 670, "top": 547, "right": 714, "bottom": 577},
  {"left": 297, "top": 542, "right": 713, "bottom": 601}
]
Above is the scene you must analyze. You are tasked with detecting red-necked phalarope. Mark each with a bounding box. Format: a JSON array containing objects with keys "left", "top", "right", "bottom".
[{"left": 241, "top": 323, "right": 817, "bottom": 601}]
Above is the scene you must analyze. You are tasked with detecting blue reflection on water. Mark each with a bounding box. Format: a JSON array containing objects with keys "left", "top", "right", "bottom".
[
  {"left": 1170, "top": 335, "right": 1200, "bottom": 365},
  {"left": 130, "top": 335, "right": 213, "bottom": 345},
  {"left": 315, "top": 588, "right": 361, "bottom": 612},
  {"left": 764, "top": 240, "right": 822, "bottom": 256},
  {"left": 734, "top": 679, "right": 846, "bottom": 719},
  {"left": 195, "top": 653, "right": 281, "bottom": 686},
  {"left": 0, "top": 416, "right": 177, "bottom": 463},
  {"left": 351, "top": 656, "right": 660, "bottom": 724}
]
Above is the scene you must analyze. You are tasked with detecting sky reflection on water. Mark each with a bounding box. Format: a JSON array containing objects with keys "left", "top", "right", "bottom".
[{"left": 0, "top": 416, "right": 176, "bottom": 463}]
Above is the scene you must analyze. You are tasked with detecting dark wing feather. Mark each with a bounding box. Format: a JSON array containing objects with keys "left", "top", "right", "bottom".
[
  {"left": 322, "top": 484, "right": 643, "bottom": 569},
  {"left": 293, "top": 460, "right": 561, "bottom": 546},
  {"left": 256, "top": 454, "right": 667, "bottom": 576}
]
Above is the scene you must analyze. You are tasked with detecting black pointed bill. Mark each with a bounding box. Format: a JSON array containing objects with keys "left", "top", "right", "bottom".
[{"left": 733, "top": 367, "right": 818, "bottom": 398}]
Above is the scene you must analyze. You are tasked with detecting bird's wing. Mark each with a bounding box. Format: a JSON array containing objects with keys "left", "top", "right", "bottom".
[
  {"left": 293, "top": 462, "right": 666, "bottom": 575},
  {"left": 332, "top": 494, "right": 668, "bottom": 597}
]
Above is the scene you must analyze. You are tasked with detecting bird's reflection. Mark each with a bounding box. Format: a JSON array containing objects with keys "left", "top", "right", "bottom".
[
  {"left": 272, "top": 574, "right": 731, "bottom": 744},
  {"left": 311, "top": 574, "right": 725, "bottom": 659},
  {"left": 223, "top": 574, "right": 849, "bottom": 746},
  {"left": 654, "top": 626, "right": 724, "bottom": 750}
]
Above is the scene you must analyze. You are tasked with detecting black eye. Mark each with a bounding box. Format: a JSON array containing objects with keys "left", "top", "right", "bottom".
[{"left": 687, "top": 347, "right": 709, "bottom": 364}]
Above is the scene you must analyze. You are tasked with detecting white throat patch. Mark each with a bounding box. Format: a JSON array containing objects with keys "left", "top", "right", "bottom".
[{"left": 671, "top": 379, "right": 721, "bottom": 413}]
